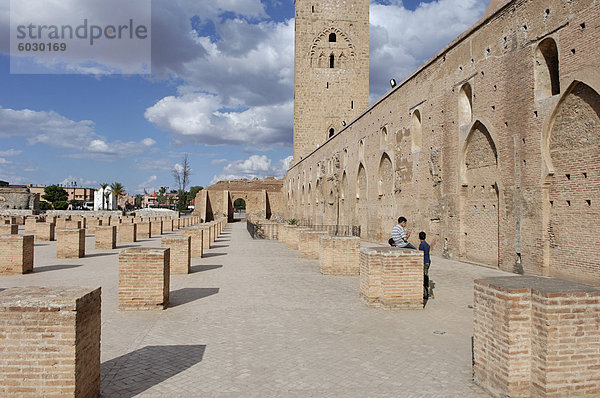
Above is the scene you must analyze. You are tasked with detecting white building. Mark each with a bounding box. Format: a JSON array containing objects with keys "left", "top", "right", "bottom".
[{"left": 94, "top": 187, "right": 117, "bottom": 211}]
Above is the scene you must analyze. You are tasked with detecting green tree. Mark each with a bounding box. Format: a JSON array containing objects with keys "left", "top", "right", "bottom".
[
  {"left": 189, "top": 185, "right": 203, "bottom": 202},
  {"left": 158, "top": 186, "right": 167, "bottom": 206},
  {"left": 134, "top": 194, "right": 143, "bottom": 208},
  {"left": 54, "top": 201, "right": 69, "bottom": 210},
  {"left": 110, "top": 182, "right": 125, "bottom": 210},
  {"left": 99, "top": 183, "right": 109, "bottom": 210},
  {"left": 39, "top": 201, "right": 52, "bottom": 211},
  {"left": 42, "top": 185, "right": 68, "bottom": 204}
]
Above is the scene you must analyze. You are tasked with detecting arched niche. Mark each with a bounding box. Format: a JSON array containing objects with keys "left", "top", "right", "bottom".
[
  {"left": 411, "top": 109, "right": 422, "bottom": 152},
  {"left": 535, "top": 37, "right": 560, "bottom": 100},
  {"left": 458, "top": 83, "right": 473, "bottom": 126}
]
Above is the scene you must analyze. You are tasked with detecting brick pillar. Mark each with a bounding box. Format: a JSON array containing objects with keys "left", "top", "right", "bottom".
[
  {"left": 109, "top": 217, "right": 121, "bottom": 226},
  {"left": 473, "top": 276, "right": 600, "bottom": 397},
  {"left": 118, "top": 248, "right": 170, "bottom": 310},
  {"left": 173, "top": 218, "right": 180, "bottom": 230},
  {"left": 0, "top": 224, "right": 18, "bottom": 235},
  {"left": 359, "top": 247, "right": 423, "bottom": 309},
  {"left": 299, "top": 230, "right": 328, "bottom": 259},
  {"left": 319, "top": 236, "right": 360, "bottom": 275},
  {"left": 56, "top": 229, "right": 86, "bottom": 258},
  {"left": 0, "top": 286, "right": 101, "bottom": 397},
  {"left": 151, "top": 221, "right": 163, "bottom": 236},
  {"left": 163, "top": 219, "right": 173, "bottom": 232},
  {"left": 137, "top": 222, "right": 151, "bottom": 239},
  {"left": 88, "top": 218, "right": 102, "bottom": 234},
  {"left": 197, "top": 225, "right": 211, "bottom": 250},
  {"left": 179, "top": 228, "right": 203, "bottom": 258},
  {"left": 34, "top": 222, "right": 55, "bottom": 241},
  {"left": 0, "top": 235, "right": 34, "bottom": 275},
  {"left": 278, "top": 223, "right": 288, "bottom": 242},
  {"left": 118, "top": 223, "right": 137, "bottom": 243},
  {"left": 64, "top": 220, "right": 82, "bottom": 229},
  {"left": 55, "top": 217, "right": 67, "bottom": 230},
  {"left": 162, "top": 235, "right": 191, "bottom": 274},
  {"left": 24, "top": 217, "right": 38, "bottom": 234},
  {"left": 95, "top": 225, "right": 117, "bottom": 250}
]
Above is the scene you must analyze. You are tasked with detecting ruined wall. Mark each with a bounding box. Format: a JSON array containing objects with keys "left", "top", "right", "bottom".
[
  {"left": 0, "top": 187, "right": 39, "bottom": 211},
  {"left": 285, "top": 0, "right": 600, "bottom": 284}
]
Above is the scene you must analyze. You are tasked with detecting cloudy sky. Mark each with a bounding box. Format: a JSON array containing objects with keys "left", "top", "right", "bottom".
[{"left": 0, "top": 0, "right": 488, "bottom": 194}]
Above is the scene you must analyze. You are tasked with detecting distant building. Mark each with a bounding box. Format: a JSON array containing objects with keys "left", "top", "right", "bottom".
[
  {"left": 94, "top": 187, "right": 117, "bottom": 211},
  {"left": 0, "top": 183, "right": 39, "bottom": 211}
]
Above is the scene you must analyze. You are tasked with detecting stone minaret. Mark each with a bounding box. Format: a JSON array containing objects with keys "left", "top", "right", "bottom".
[{"left": 293, "top": 0, "right": 369, "bottom": 165}]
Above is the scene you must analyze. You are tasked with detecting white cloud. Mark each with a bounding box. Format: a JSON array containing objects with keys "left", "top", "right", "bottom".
[
  {"left": 0, "top": 106, "right": 156, "bottom": 160},
  {"left": 145, "top": 93, "right": 292, "bottom": 147},
  {"left": 211, "top": 154, "right": 290, "bottom": 183},
  {"left": 0, "top": 149, "right": 22, "bottom": 157},
  {"left": 369, "top": 0, "right": 487, "bottom": 98},
  {"left": 0, "top": 157, "right": 11, "bottom": 165},
  {"left": 136, "top": 175, "right": 157, "bottom": 194}
]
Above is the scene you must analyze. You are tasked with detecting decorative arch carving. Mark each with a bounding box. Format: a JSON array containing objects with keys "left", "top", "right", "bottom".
[{"left": 310, "top": 27, "right": 356, "bottom": 68}]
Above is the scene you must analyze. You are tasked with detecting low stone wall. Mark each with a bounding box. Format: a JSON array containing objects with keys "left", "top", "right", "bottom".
[
  {"left": 319, "top": 235, "right": 361, "bottom": 275},
  {"left": 179, "top": 228, "right": 204, "bottom": 258},
  {"left": 360, "top": 247, "right": 424, "bottom": 309},
  {"left": 299, "top": 230, "right": 328, "bottom": 259},
  {"left": 0, "top": 286, "right": 101, "bottom": 397},
  {"left": 46, "top": 210, "right": 122, "bottom": 217},
  {"left": 473, "top": 276, "right": 600, "bottom": 397}
]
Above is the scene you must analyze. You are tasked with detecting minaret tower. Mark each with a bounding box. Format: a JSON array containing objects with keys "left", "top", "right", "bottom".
[{"left": 293, "top": 0, "right": 369, "bottom": 164}]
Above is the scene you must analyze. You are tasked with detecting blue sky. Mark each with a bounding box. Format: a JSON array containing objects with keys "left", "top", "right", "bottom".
[{"left": 0, "top": 0, "right": 488, "bottom": 194}]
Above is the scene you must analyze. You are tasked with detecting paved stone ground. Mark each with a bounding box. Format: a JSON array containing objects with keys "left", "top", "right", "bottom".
[{"left": 1, "top": 222, "right": 510, "bottom": 397}]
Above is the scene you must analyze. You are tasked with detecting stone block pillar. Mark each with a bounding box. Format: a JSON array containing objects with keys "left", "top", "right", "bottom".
[
  {"left": 319, "top": 236, "right": 361, "bottom": 275},
  {"left": 180, "top": 228, "right": 203, "bottom": 258},
  {"left": 64, "top": 220, "right": 82, "bottom": 229},
  {"left": 278, "top": 223, "right": 288, "bottom": 242},
  {"left": 95, "top": 225, "right": 117, "bottom": 250},
  {"left": 24, "top": 217, "right": 38, "bottom": 234},
  {"left": 197, "top": 225, "right": 211, "bottom": 250},
  {"left": 299, "top": 230, "right": 329, "bottom": 259},
  {"left": 0, "top": 235, "right": 34, "bottom": 275},
  {"left": 56, "top": 229, "right": 86, "bottom": 258},
  {"left": 473, "top": 276, "right": 600, "bottom": 397},
  {"left": 162, "top": 235, "right": 191, "bottom": 274},
  {"left": 151, "top": 221, "right": 163, "bottom": 236},
  {"left": 118, "top": 223, "right": 137, "bottom": 243},
  {"left": 359, "top": 247, "right": 423, "bottom": 309},
  {"left": 118, "top": 248, "right": 170, "bottom": 310},
  {"left": 0, "top": 224, "right": 18, "bottom": 235},
  {"left": 0, "top": 286, "right": 101, "bottom": 397},
  {"left": 35, "top": 222, "right": 55, "bottom": 241},
  {"left": 137, "top": 222, "right": 151, "bottom": 239},
  {"left": 163, "top": 219, "right": 173, "bottom": 232},
  {"left": 284, "top": 225, "right": 300, "bottom": 250},
  {"left": 87, "top": 218, "right": 102, "bottom": 234}
]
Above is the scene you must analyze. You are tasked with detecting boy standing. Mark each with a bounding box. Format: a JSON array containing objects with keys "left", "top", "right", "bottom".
[{"left": 419, "top": 231, "right": 434, "bottom": 299}]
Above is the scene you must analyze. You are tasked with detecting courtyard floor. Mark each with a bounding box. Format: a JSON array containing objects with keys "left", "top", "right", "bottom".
[{"left": 2, "top": 221, "right": 510, "bottom": 397}]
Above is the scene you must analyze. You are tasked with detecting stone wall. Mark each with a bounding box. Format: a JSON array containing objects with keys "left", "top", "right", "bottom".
[{"left": 285, "top": 0, "right": 600, "bottom": 285}]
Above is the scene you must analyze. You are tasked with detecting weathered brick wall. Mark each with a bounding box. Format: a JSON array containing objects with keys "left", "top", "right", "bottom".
[
  {"left": 163, "top": 219, "right": 173, "bottom": 232},
  {"left": 197, "top": 225, "right": 211, "bottom": 249},
  {"left": 137, "top": 222, "right": 151, "bottom": 239},
  {"left": 0, "top": 235, "right": 34, "bottom": 275},
  {"left": 34, "top": 222, "right": 55, "bottom": 241},
  {"left": 0, "top": 224, "right": 18, "bottom": 235},
  {"left": 0, "top": 286, "right": 101, "bottom": 397},
  {"left": 95, "top": 225, "right": 117, "bottom": 250},
  {"left": 360, "top": 247, "right": 423, "bottom": 309},
  {"left": 284, "top": 0, "right": 600, "bottom": 285},
  {"left": 118, "top": 248, "right": 170, "bottom": 310},
  {"left": 473, "top": 276, "right": 600, "bottom": 397},
  {"left": 56, "top": 228, "right": 85, "bottom": 258},
  {"left": 179, "top": 228, "right": 204, "bottom": 258},
  {"left": 319, "top": 235, "right": 360, "bottom": 275},
  {"left": 299, "top": 230, "right": 328, "bottom": 259},
  {"left": 151, "top": 221, "right": 163, "bottom": 236},
  {"left": 162, "top": 235, "right": 191, "bottom": 274},
  {"left": 118, "top": 223, "right": 137, "bottom": 243}
]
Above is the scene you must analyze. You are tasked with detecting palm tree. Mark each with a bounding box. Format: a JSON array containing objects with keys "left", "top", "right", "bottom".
[
  {"left": 99, "top": 183, "right": 109, "bottom": 210},
  {"left": 134, "top": 194, "right": 143, "bottom": 209},
  {"left": 110, "top": 182, "right": 126, "bottom": 211}
]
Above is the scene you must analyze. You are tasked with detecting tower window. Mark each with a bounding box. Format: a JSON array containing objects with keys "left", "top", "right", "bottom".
[
  {"left": 329, "top": 128, "right": 335, "bottom": 138},
  {"left": 329, "top": 33, "right": 336, "bottom": 42},
  {"left": 330, "top": 54, "right": 335, "bottom": 68},
  {"left": 351, "top": 100, "right": 354, "bottom": 109},
  {"left": 312, "top": 5, "right": 314, "bottom": 12}
]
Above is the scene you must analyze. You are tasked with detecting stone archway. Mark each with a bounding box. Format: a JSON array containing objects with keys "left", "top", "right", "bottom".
[
  {"left": 544, "top": 82, "right": 600, "bottom": 284},
  {"left": 356, "top": 163, "right": 368, "bottom": 234},
  {"left": 377, "top": 153, "right": 394, "bottom": 242},
  {"left": 460, "top": 121, "right": 499, "bottom": 267}
]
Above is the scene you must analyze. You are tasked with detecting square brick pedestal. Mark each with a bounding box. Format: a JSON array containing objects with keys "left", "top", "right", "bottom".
[
  {"left": 163, "top": 219, "right": 173, "bottom": 232},
  {"left": 119, "top": 223, "right": 137, "bottom": 243},
  {"left": 34, "top": 222, "right": 55, "bottom": 241},
  {"left": 95, "top": 225, "right": 117, "bottom": 249},
  {"left": 137, "top": 222, "right": 151, "bottom": 239},
  {"left": 87, "top": 218, "right": 102, "bottom": 234},
  {"left": 360, "top": 247, "right": 423, "bottom": 309},
  {"left": 56, "top": 228, "right": 86, "bottom": 258},
  {"left": 319, "top": 236, "right": 361, "bottom": 275},
  {"left": 151, "top": 221, "right": 163, "bottom": 236},
  {"left": 162, "top": 235, "right": 191, "bottom": 274},
  {"left": 118, "top": 248, "right": 170, "bottom": 310},
  {"left": 299, "top": 230, "right": 329, "bottom": 259},
  {"left": 197, "top": 225, "right": 211, "bottom": 249},
  {"left": 0, "top": 224, "right": 18, "bottom": 235},
  {"left": 473, "top": 276, "right": 600, "bottom": 397},
  {"left": 0, "top": 235, "right": 34, "bottom": 275},
  {"left": 0, "top": 286, "right": 101, "bottom": 397},
  {"left": 180, "top": 228, "right": 204, "bottom": 258}
]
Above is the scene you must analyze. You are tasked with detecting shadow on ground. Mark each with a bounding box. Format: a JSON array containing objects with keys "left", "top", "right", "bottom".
[
  {"left": 169, "top": 288, "right": 219, "bottom": 307},
  {"left": 34, "top": 264, "right": 83, "bottom": 273},
  {"left": 191, "top": 264, "right": 223, "bottom": 273},
  {"left": 101, "top": 345, "right": 206, "bottom": 397},
  {"left": 85, "top": 252, "right": 118, "bottom": 258},
  {"left": 202, "top": 252, "right": 226, "bottom": 258},
  {"left": 210, "top": 244, "right": 229, "bottom": 249}
]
